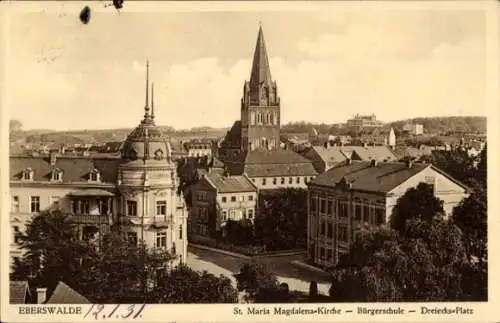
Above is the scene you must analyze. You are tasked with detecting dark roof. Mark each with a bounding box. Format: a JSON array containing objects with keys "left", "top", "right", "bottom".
[
  {"left": 10, "top": 281, "right": 30, "bottom": 304},
  {"left": 245, "top": 163, "right": 317, "bottom": 177},
  {"left": 10, "top": 156, "right": 123, "bottom": 183},
  {"left": 244, "top": 149, "right": 312, "bottom": 164},
  {"left": 310, "top": 160, "right": 429, "bottom": 193},
  {"left": 351, "top": 146, "right": 398, "bottom": 162},
  {"left": 46, "top": 282, "right": 90, "bottom": 304},
  {"left": 205, "top": 172, "right": 256, "bottom": 193},
  {"left": 308, "top": 146, "right": 348, "bottom": 164}
]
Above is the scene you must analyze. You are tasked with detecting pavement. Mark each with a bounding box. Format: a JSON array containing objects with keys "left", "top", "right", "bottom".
[{"left": 187, "top": 245, "right": 332, "bottom": 296}]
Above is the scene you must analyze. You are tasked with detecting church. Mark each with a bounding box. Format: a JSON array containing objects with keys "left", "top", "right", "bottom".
[
  {"left": 219, "top": 25, "right": 317, "bottom": 189},
  {"left": 9, "top": 62, "right": 188, "bottom": 267}
]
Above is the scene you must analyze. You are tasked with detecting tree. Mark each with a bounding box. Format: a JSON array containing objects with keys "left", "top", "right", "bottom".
[
  {"left": 225, "top": 219, "right": 254, "bottom": 246},
  {"left": 84, "top": 230, "right": 175, "bottom": 303},
  {"left": 234, "top": 262, "right": 279, "bottom": 302},
  {"left": 10, "top": 210, "right": 95, "bottom": 295},
  {"left": 430, "top": 150, "right": 476, "bottom": 186},
  {"left": 390, "top": 183, "right": 444, "bottom": 231},
  {"left": 475, "top": 145, "right": 487, "bottom": 187},
  {"left": 329, "top": 219, "right": 469, "bottom": 302},
  {"left": 154, "top": 265, "right": 238, "bottom": 303},
  {"left": 254, "top": 188, "right": 308, "bottom": 250}
]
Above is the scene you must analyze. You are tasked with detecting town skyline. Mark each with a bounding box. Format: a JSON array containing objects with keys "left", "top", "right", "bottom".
[{"left": 5, "top": 3, "right": 487, "bottom": 131}]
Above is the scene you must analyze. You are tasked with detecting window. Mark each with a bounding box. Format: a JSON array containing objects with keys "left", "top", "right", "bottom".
[
  {"left": 355, "top": 204, "right": 362, "bottom": 221},
  {"left": 89, "top": 169, "right": 101, "bottom": 182},
  {"left": 221, "top": 210, "right": 228, "bottom": 221},
  {"left": 22, "top": 169, "right": 33, "bottom": 181},
  {"left": 311, "top": 197, "right": 317, "bottom": 213},
  {"left": 262, "top": 178, "right": 266, "bottom": 186},
  {"left": 327, "top": 249, "right": 333, "bottom": 261},
  {"left": 363, "top": 205, "right": 370, "bottom": 223},
  {"left": 273, "top": 178, "right": 277, "bottom": 185},
  {"left": 281, "top": 177, "right": 285, "bottom": 184},
  {"left": 327, "top": 200, "right": 333, "bottom": 215},
  {"left": 221, "top": 196, "right": 227, "bottom": 203},
  {"left": 303, "top": 177, "right": 307, "bottom": 183},
  {"left": 229, "top": 209, "right": 236, "bottom": 219},
  {"left": 320, "top": 247, "right": 326, "bottom": 260},
  {"left": 326, "top": 222, "right": 333, "bottom": 239},
  {"left": 11, "top": 196, "right": 20, "bottom": 213},
  {"left": 296, "top": 177, "right": 300, "bottom": 184},
  {"left": 376, "top": 208, "right": 385, "bottom": 225},
  {"left": 231, "top": 196, "right": 236, "bottom": 202},
  {"left": 81, "top": 200, "right": 90, "bottom": 214},
  {"left": 338, "top": 225, "right": 348, "bottom": 242},
  {"left": 127, "top": 232, "right": 138, "bottom": 245},
  {"left": 156, "top": 232, "right": 167, "bottom": 248},
  {"left": 248, "top": 195, "right": 254, "bottom": 201},
  {"left": 339, "top": 202, "right": 348, "bottom": 218},
  {"left": 30, "top": 196, "right": 40, "bottom": 213},
  {"left": 178, "top": 225, "right": 183, "bottom": 240},
  {"left": 247, "top": 208, "right": 254, "bottom": 219},
  {"left": 13, "top": 226, "right": 20, "bottom": 244},
  {"left": 320, "top": 220, "right": 326, "bottom": 236},
  {"left": 197, "top": 191, "right": 207, "bottom": 201},
  {"left": 156, "top": 201, "right": 167, "bottom": 216},
  {"left": 52, "top": 170, "right": 63, "bottom": 181},
  {"left": 310, "top": 176, "right": 314, "bottom": 182},
  {"left": 320, "top": 199, "right": 326, "bottom": 214},
  {"left": 127, "top": 200, "right": 137, "bottom": 216},
  {"left": 50, "top": 196, "right": 60, "bottom": 209}
]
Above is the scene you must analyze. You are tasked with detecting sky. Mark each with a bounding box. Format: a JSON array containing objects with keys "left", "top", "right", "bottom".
[{"left": 3, "top": 2, "right": 489, "bottom": 131}]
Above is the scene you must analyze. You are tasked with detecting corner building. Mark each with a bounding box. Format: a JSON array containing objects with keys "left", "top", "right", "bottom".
[{"left": 9, "top": 62, "right": 188, "bottom": 267}]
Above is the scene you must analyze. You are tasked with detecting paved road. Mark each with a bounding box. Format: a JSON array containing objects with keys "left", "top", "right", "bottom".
[{"left": 187, "top": 246, "right": 332, "bottom": 296}]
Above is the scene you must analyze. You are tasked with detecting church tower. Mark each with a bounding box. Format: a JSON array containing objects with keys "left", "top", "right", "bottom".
[{"left": 240, "top": 25, "right": 281, "bottom": 151}]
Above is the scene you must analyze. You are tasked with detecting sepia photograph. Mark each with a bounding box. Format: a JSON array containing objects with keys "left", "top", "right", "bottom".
[{"left": 1, "top": 0, "right": 497, "bottom": 321}]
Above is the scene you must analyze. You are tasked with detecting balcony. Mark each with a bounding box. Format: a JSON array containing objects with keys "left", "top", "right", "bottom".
[
  {"left": 71, "top": 213, "right": 111, "bottom": 225},
  {"left": 117, "top": 214, "right": 172, "bottom": 227}
]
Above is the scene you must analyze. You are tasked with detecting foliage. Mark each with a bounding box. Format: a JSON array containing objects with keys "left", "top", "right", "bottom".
[
  {"left": 429, "top": 150, "right": 476, "bottom": 186},
  {"left": 234, "top": 262, "right": 279, "bottom": 302},
  {"left": 390, "top": 183, "right": 444, "bottom": 231},
  {"left": 10, "top": 210, "right": 95, "bottom": 295},
  {"left": 330, "top": 219, "right": 469, "bottom": 302},
  {"left": 154, "top": 265, "right": 238, "bottom": 303},
  {"left": 224, "top": 219, "right": 254, "bottom": 246},
  {"left": 476, "top": 144, "right": 487, "bottom": 187},
  {"left": 254, "top": 188, "right": 308, "bottom": 251}
]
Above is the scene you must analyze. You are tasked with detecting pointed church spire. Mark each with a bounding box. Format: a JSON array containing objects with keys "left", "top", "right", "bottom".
[
  {"left": 151, "top": 82, "right": 155, "bottom": 119},
  {"left": 144, "top": 60, "right": 150, "bottom": 119},
  {"left": 249, "top": 24, "right": 272, "bottom": 89}
]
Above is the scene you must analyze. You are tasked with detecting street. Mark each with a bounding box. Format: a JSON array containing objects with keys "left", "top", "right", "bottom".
[{"left": 187, "top": 245, "right": 332, "bottom": 296}]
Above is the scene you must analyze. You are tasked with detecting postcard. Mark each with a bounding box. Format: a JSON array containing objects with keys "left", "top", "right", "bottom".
[{"left": 1, "top": 1, "right": 498, "bottom": 322}]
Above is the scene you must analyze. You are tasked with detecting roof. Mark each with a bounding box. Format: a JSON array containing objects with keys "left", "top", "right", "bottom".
[
  {"left": 249, "top": 25, "right": 273, "bottom": 90},
  {"left": 310, "top": 160, "right": 429, "bottom": 194},
  {"left": 204, "top": 172, "right": 257, "bottom": 193},
  {"left": 10, "top": 156, "right": 123, "bottom": 183},
  {"left": 10, "top": 281, "right": 30, "bottom": 304},
  {"left": 210, "top": 156, "right": 224, "bottom": 168},
  {"left": 245, "top": 163, "right": 318, "bottom": 177},
  {"left": 244, "top": 149, "right": 312, "bottom": 164},
  {"left": 46, "top": 282, "right": 90, "bottom": 304},
  {"left": 350, "top": 146, "right": 398, "bottom": 162},
  {"left": 308, "top": 146, "right": 348, "bottom": 164}
]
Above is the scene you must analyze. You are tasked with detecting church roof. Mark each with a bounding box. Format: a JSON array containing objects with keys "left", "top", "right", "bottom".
[
  {"left": 249, "top": 25, "right": 273, "bottom": 89},
  {"left": 242, "top": 149, "right": 318, "bottom": 177}
]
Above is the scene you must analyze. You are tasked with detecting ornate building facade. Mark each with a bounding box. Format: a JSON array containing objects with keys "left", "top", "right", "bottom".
[{"left": 9, "top": 62, "right": 188, "bottom": 267}]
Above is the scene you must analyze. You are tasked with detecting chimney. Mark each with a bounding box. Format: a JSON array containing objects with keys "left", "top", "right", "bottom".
[
  {"left": 37, "top": 287, "right": 47, "bottom": 304},
  {"left": 49, "top": 151, "right": 57, "bottom": 166},
  {"left": 370, "top": 159, "right": 377, "bottom": 167}
]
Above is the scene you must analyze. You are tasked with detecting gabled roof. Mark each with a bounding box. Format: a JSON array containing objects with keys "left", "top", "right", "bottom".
[
  {"left": 245, "top": 163, "right": 318, "bottom": 177},
  {"left": 351, "top": 146, "right": 398, "bottom": 162},
  {"left": 310, "top": 160, "right": 429, "bottom": 193},
  {"left": 204, "top": 172, "right": 257, "bottom": 193},
  {"left": 10, "top": 281, "right": 30, "bottom": 304},
  {"left": 244, "top": 149, "right": 311, "bottom": 164},
  {"left": 308, "top": 146, "right": 348, "bottom": 164},
  {"left": 46, "top": 282, "right": 90, "bottom": 304}
]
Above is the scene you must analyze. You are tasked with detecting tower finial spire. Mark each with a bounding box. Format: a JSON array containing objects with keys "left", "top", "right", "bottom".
[
  {"left": 151, "top": 82, "right": 155, "bottom": 119},
  {"left": 249, "top": 24, "right": 272, "bottom": 89},
  {"left": 144, "top": 60, "right": 150, "bottom": 119}
]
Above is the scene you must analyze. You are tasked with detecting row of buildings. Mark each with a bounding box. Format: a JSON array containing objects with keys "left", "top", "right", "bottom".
[{"left": 9, "top": 25, "right": 473, "bottom": 272}]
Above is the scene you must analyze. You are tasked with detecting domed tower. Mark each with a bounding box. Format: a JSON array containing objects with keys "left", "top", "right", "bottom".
[{"left": 117, "top": 61, "right": 188, "bottom": 265}]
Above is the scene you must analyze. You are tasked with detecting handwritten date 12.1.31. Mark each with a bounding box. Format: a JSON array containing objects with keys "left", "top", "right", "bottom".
[{"left": 83, "top": 304, "right": 146, "bottom": 320}]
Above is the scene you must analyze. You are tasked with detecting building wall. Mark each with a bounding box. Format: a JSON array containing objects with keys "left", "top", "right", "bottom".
[
  {"left": 248, "top": 175, "right": 314, "bottom": 190},
  {"left": 188, "top": 148, "right": 212, "bottom": 158},
  {"left": 241, "top": 105, "right": 281, "bottom": 151},
  {"left": 307, "top": 166, "right": 469, "bottom": 268}
]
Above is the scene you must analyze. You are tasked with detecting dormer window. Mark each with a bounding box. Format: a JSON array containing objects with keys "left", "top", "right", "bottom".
[
  {"left": 51, "top": 169, "right": 63, "bottom": 182},
  {"left": 89, "top": 169, "right": 101, "bottom": 182},
  {"left": 22, "top": 168, "right": 34, "bottom": 181}
]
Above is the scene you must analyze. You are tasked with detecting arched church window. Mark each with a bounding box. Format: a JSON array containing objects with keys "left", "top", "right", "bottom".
[
  {"left": 250, "top": 111, "right": 256, "bottom": 125},
  {"left": 270, "top": 113, "right": 274, "bottom": 125}
]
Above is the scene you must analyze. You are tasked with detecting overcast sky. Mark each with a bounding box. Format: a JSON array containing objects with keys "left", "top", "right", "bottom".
[{"left": 3, "top": 2, "right": 489, "bottom": 131}]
